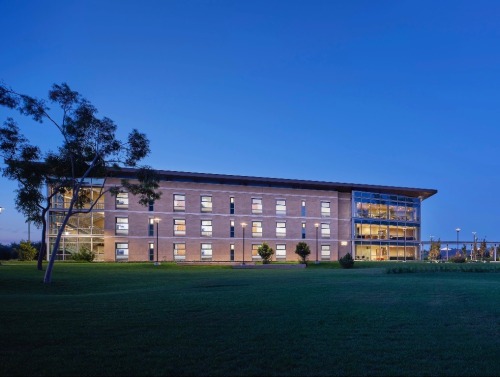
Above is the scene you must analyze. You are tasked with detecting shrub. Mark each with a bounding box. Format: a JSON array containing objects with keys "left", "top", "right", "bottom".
[
  {"left": 18, "top": 241, "right": 37, "bottom": 261},
  {"left": 450, "top": 253, "right": 466, "bottom": 263},
  {"left": 71, "top": 246, "right": 96, "bottom": 262},
  {"left": 257, "top": 242, "right": 274, "bottom": 264},
  {"left": 339, "top": 252, "right": 355, "bottom": 269},
  {"left": 295, "top": 242, "right": 311, "bottom": 264}
]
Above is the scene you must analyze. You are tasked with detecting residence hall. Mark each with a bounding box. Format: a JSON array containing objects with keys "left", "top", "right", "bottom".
[{"left": 46, "top": 168, "right": 437, "bottom": 262}]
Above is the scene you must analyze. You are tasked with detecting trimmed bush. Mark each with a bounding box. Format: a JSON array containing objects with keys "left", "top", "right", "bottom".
[
  {"left": 18, "top": 241, "right": 37, "bottom": 261},
  {"left": 339, "top": 252, "right": 354, "bottom": 269},
  {"left": 71, "top": 246, "right": 96, "bottom": 262}
]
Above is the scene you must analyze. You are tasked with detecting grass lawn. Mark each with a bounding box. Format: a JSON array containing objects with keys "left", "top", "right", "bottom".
[{"left": 1, "top": 261, "right": 499, "bottom": 376}]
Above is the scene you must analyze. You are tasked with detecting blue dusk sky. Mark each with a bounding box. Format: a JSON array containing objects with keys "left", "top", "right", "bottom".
[{"left": 1, "top": 0, "right": 499, "bottom": 245}]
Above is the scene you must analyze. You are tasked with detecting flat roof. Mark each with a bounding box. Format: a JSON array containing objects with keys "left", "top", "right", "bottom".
[{"left": 110, "top": 167, "right": 438, "bottom": 200}]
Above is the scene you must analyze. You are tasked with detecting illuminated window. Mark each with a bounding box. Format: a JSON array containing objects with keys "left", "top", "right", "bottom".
[
  {"left": 252, "top": 244, "right": 261, "bottom": 260},
  {"left": 201, "top": 196, "right": 212, "bottom": 213},
  {"left": 252, "top": 221, "right": 262, "bottom": 237},
  {"left": 174, "top": 219, "right": 186, "bottom": 236},
  {"left": 230, "top": 220, "right": 235, "bottom": 238},
  {"left": 174, "top": 194, "right": 186, "bottom": 212},
  {"left": 276, "top": 199, "right": 286, "bottom": 215},
  {"left": 201, "top": 243, "right": 212, "bottom": 260},
  {"left": 252, "top": 198, "right": 262, "bottom": 214},
  {"left": 276, "top": 222, "right": 286, "bottom": 237},
  {"left": 321, "top": 201, "right": 331, "bottom": 217},
  {"left": 321, "top": 223, "right": 330, "bottom": 238},
  {"left": 302, "top": 222, "right": 306, "bottom": 239},
  {"left": 301, "top": 200, "right": 306, "bottom": 216},
  {"left": 148, "top": 242, "right": 154, "bottom": 261},
  {"left": 230, "top": 197, "right": 235, "bottom": 214},
  {"left": 115, "top": 217, "right": 128, "bottom": 235},
  {"left": 148, "top": 218, "right": 154, "bottom": 236},
  {"left": 116, "top": 193, "right": 128, "bottom": 209},
  {"left": 174, "top": 243, "right": 186, "bottom": 261},
  {"left": 230, "top": 244, "right": 235, "bottom": 261},
  {"left": 276, "top": 244, "right": 286, "bottom": 260},
  {"left": 201, "top": 220, "right": 212, "bottom": 237},
  {"left": 115, "top": 242, "right": 128, "bottom": 261},
  {"left": 321, "top": 245, "right": 331, "bottom": 260}
]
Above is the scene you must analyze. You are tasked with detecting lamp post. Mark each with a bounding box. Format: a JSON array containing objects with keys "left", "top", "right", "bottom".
[
  {"left": 314, "top": 223, "right": 319, "bottom": 264},
  {"left": 456, "top": 228, "right": 461, "bottom": 258},
  {"left": 472, "top": 231, "right": 477, "bottom": 261},
  {"left": 154, "top": 217, "right": 161, "bottom": 265},
  {"left": 241, "top": 222, "right": 247, "bottom": 265}
]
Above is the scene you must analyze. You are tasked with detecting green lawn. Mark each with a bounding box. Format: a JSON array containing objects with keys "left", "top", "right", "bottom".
[{"left": 1, "top": 261, "right": 499, "bottom": 376}]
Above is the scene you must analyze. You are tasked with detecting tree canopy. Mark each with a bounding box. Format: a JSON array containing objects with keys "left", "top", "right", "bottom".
[{"left": 0, "top": 82, "right": 162, "bottom": 283}]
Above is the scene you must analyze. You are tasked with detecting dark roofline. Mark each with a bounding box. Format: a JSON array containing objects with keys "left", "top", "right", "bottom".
[{"left": 109, "top": 167, "right": 437, "bottom": 200}]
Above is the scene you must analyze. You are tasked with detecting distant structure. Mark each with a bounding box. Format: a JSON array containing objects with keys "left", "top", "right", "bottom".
[{"left": 46, "top": 169, "right": 437, "bottom": 262}]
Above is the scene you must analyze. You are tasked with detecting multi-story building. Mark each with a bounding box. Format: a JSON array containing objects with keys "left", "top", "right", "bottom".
[{"left": 46, "top": 168, "right": 437, "bottom": 263}]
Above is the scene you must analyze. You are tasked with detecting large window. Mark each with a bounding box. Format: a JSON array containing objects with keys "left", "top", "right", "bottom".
[
  {"left": 276, "top": 199, "right": 286, "bottom": 215},
  {"left": 321, "top": 201, "right": 331, "bottom": 217},
  {"left": 252, "top": 244, "right": 261, "bottom": 260},
  {"left": 174, "top": 243, "right": 186, "bottom": 261},
  {"left": 174, "top": 194, "right": 186, "bottom": 212},
  {"left": 115, "top": 242, "right": 128, "bottom": 261},
  {"left": 201, "top": 196, "right": 212, "bottom": 213},
  {"left": 201, "top": 243, "right": 212, "bottom": 260},
  {"left": 174, "top": 219, "right": 186, "bottom": 236},
  {"left": 115, "top": 217, "right": 128, "bottom": 235},
  {"left": 321, "top": 223, "right": 330, "bottom": 238},
  {"left": 321, "top": 245, "right": 331, "bottom": 260},
  {"left": 276, "top": 244, "right": 286, "bottom": 260},
  {"left": 252, "top": 221, "right": 262, "bottom": 237},
  {"left": 116, "top": 192, "right": 128, "bottom": 209},
  {"left": 252, "top": 198, "right": 262, "bottom": 214},
  {"left": 276, "top": 222, "right": 286, "bottom": 238},
  {"left": 201, "top": 220, "right": 212, "bottom": 237}
]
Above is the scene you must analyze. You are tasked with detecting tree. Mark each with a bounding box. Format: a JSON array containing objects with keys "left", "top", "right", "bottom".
[
  {"left": 257, "top": 242, "right": 274, "bottom": 264},
  {"left": 478, "top": 239, "right": 487, "bottom": 260},
  {"left": 339, "top": 252, "right": 354, "bottom": 268},
  {"left": 18, "top": 240, "right": 37, "bottom": 261},
  {"left": 0, "top": 82, "right": 161, "bottom": 283},
  {"left": 295, "top": 242, "right": 311, "bottom": 264},
  {"left": 428, "top": 239, "right": 441, "bottom": 261}
]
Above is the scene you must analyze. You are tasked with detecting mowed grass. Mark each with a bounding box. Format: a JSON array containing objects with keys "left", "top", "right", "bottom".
[{"left": 1, "top": 262, "right": 499, "bottom": 376}]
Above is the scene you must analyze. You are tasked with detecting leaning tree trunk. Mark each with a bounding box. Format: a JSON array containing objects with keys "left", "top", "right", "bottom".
[{"left": 37, "top": 216, "right": 48, "bottom": 271}]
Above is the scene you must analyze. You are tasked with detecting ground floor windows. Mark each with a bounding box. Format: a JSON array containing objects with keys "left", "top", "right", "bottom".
[
  {"left": 276, "top": 244, "right": 286, "bottom": 260},
  {"left": 354, "top": 244, "right": 417, "bottom": 261},
  {"left": 116, "top": 242, "right": 129, "bottom": 261},
  {"left": 321, "top": 245, "right": 331, "bottom": 260},
  {"left": 148, "top": 242, "right": 154, "bottom": 261},
  {"left": 201, "top": 243, "right": 212, "bottom": 260},
  {"left": 251, "top": 244, "right": 261, "bottom": 260},
  {"left": 230, "top": 244, "right": 235, "bottom": 261},
  {"left": 174, "top": 243, "right": 186, "bottom": 261}
]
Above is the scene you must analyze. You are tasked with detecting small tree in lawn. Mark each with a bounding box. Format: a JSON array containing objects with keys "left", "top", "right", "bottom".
[
  {"left": 428, "top": 239, "right": 441, "bottom": 261},
  {"left": 339, "top": 252, "right": 354, "bottom": 268},
  {"left": 295, "top": 242, "right": 310, "bottom": 264},
  {"left": 257, "top": 242, "right": 274, "bottom": 264},
  {"left": 18, "top": 240, "right": 37, "bottom": 261}
]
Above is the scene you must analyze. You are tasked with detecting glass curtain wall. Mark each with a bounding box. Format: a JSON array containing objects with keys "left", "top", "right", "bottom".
[
  {"left": 352, "top": 191, "right": 421, "bottom": 261},
  {"left": 47, "top": 178, "right": 105, "bottom": 261}
]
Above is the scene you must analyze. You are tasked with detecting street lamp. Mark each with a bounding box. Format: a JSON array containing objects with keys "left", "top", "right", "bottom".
[
  {"left": 472, "top": 231, "right": 477, "bottom": 261},
  {"left": 314, "top": 223, "right": 319, "bottom": 264},
  {"left": 456, "top": 228, "right": 461, "bottom": 258},
  {"left": 241, "top": 222, "right": 247, "bottom": 265},
  {"left": 154, "top": 217, "right": 161, "bottom": 265}
]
